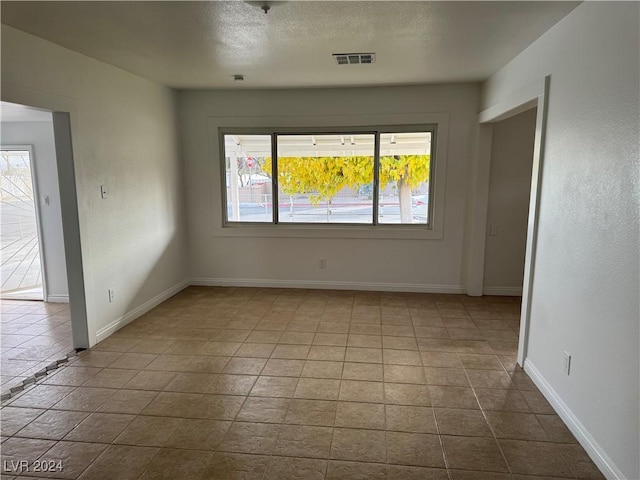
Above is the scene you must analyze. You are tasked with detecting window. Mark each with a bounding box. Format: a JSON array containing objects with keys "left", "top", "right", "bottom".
[{"left": 221, "top": 127, "right": 434, "bottom": 227}]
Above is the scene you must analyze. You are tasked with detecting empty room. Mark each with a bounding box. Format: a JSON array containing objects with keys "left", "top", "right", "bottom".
[{"left": 0, "top": 2, "right": 638, "bottom": 480}]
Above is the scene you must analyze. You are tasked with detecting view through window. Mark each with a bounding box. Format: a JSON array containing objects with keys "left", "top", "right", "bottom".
[{"left": 222, "top": 129, "right": 433, "bottom": 226}]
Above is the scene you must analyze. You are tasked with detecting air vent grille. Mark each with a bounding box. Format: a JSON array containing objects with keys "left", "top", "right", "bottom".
[{"left": 333, "top": 53, "right": 375, "bottom": 65}]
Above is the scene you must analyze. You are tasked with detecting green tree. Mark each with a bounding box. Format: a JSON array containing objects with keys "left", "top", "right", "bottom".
[{"left": 262, "top": 154, "right": 429, "bottom": 222}]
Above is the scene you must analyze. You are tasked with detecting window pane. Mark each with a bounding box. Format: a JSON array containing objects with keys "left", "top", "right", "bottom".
[
  {"left": 378, "top": 132, "right": 432, "bottom": 225},
  {"left": 223, "top": 134, "right": 273, "bottom": 222},
  {"left": 276, "top": 134, "right": 375, "bottom": 224}
]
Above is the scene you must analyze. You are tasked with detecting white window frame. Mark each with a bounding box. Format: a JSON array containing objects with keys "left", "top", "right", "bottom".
[{"left": 211, "top": 112, "right": 449, "bottom": 240}]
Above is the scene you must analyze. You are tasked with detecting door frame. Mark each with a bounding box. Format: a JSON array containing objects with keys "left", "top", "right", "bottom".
[
  {"left": 0, "top": 144, "right": 48, "bottom": 301},
  {"left": 472, "top": 75, "right": 551, "bottom": 367}
]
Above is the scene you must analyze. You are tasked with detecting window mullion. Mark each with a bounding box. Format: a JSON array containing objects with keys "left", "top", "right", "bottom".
[
  {"left": 272, "top": 133, "right": 279, "bottom": 224},
  {"left": 372, "top": 131, "right": 380, "bottom": 225}
]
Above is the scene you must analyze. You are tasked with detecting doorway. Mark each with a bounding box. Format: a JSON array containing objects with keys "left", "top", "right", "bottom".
[
  {"left": 0, "top": 102, "right": 75, "bottom": 396},
  {"left": 0, "top": 146, "right": 46, "bottom": 300}
]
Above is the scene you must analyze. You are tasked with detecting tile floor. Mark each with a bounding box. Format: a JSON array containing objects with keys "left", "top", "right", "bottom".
[
  {"left": 0, "top": 287, "right": 604, "bottom": 479},
  {"left": 1, "top": 300, "right": 73, "bottom": 395}
]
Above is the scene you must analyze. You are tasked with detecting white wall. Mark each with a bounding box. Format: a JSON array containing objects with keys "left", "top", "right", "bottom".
[
  {"left": 178, "top": 84, "right": 480, "bottom": 292},
  {"left": 1, "top": 120, "right": 69, "bottom": 300},
  {"left": 1, "top": 26, "right": 189, "bottom": 346},
  {"left": 482, "top": 3, "right": 639, "bottom": 479},
  {"left": 483, "top": 108, "right": 536, "bottom": 294}
]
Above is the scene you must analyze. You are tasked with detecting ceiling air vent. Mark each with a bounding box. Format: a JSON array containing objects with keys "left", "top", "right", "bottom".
[{"left": 333, "top": 53, "right": 375, "bottom": 65}]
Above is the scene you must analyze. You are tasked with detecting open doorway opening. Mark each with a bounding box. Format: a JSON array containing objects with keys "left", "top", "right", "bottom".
[
  {"left": 1, "top": 102, "right": 73, "bottom": 396},
  {"left": 483, "top": 107, "right": 538, "bottom": 296},
  {"left": 0, "top": 146, "right": 45, "bottom": 300}
]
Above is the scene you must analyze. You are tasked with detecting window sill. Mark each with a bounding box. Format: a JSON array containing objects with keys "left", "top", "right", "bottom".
[{"left": 214, "top": 223, "right": 443, "bottom": 240}]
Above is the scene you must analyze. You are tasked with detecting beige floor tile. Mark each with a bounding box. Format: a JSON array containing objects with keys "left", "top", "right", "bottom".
[
  {"left": 301, "top": 360, "right": 343, "bottom": 379},
  {"left": 474, "top": 388, "right": 531, "bottom": 413},
  {"left": 313, "top": 333, "right": 348, "bottom": 346},
  {"left": 42, "top": 367, "right": 102, "bottom": 386},
  {"left": 270, "top": 344, "right": 310, "bottom": 359},
  {"left": 250, "top": 376, "right": 298, "bottom": 397},
  {"left": 434, "top": 408, "right": 492, "bottom": 437},
  {"left": 387, "top": 465, "right": 449, "bottom": 480},
  {"left": 424, "top": 367, "right": 469, "bottom": 386},
  {"left": 385, "top": 405, "right": 437, "bottom": 433},
  {"left": 114, "top": 415, "right": 182, "bottom": 446},
  {"left": 330, "top": 428, "right": 386, "bottom": 462},
  {"left": 205, "top": 452, "right": 269, "bottom": 480},
  {"left": 348, "top": 334, "right": 382, "bottom": 348},
  {"left": 326, "top": 460, "right": 386, "bottom": 480},
  {"left": 344, "top": 347, "right": 383, "bottom": 363},
  {"left": 428, "top": 386, "right": 479, "bottom": 409},
  {"left": 294, "top": 378, "right": 341, "bottom": 400},
  {"left": 37, "top": 440, "right": 108, "bottom": 479},
  {"left": 499, "top": 439, "right": 573, "bottom": 477},
  {"left": 307, "top": 346, "right": 346, "bottom": 361},
  {"left": 384, "top": 383, "right": 430, "bottom": 406},
  {"left": 264, "top": 456, "right": 327, "bottom": 480},
  {"left": 95, "top": 389, "right": 157, "bottom": 414},
  {"left": 209, "top": 374, "right": 257, "bottom": 395},
  {"left": 384, "top": 365, "right": 425, "bottom": 384},
  {"left": 442, "top": 436, "right": 509, "bottom": 472},
  {"left": 78, "top": 445, "right": 160, "bottom": 480},
  {"left": 278, "top": 332, "right": 315, "bottom": 344},
  {"left": 383, "top": 336, "right": 418, "bottom": 350},
  {"left": 234, "top": 343, "right": 275, "bottom": 358},
  {"left": 123, "top": 370, "right": 176, "bottom": 391},
  {"left": 164, "top": 418, "right": 230, "bottom": 450},
  {"left": 223, "top": 357, "right": 267, "bottom": 375},
  {"left": 536, "top": 414, "right": 577, "bottom": 443},
  {"left": 9, "top": 385, "right": 75, "bottom": 409},
  {"left": 139, "top": 448, "right": 213, "bottom": 480},
  {"left": 64, "top": 412, "right": 134, "bottom": 443},
  {"left": 52, "top": 387, "right": 114, "bottom": 412},
  {"left": 335, "top": 402, "right": 385, "bottom": 429},
  {"left": 384, "top": 349, "right": 422, "bottom": 366},
  {"left": 108, "top": 353, "right": 157, "bottom": 369},
  {"left": 339, "top": 380, "right": 385, "bottom": 403},
  {"left": 261, "top": 359, "right": 304, "bottom": 377},
  {"left": 219, "top": 422, "right": 281, "bottom": 454},
  {"left": 484, "top": 411, "right": 549, "bottom": 440},
  {"left": 349, "top": 323, "right": 382, "bottom": 335},
  {"left": 274, "top": 424, "right": 334, "bottom": 458},
  {"left": 284, "top": 399, "right": 337, "bottom": 426},
  {"left": 318, "top": 322, "right": 350, "bottom": 334},
  {"left": 200, "top": 341, "right": 242, "bottom": 356},
  {"left": 387, "top": 431, "right": 445, "bottom": 467},
  {"left": 458, "top": 353, "right": 504, "bottom": 370},
  {"left": 0, "top": 291, "right": 603, "bottom": 480},
  {"left": 0, "top": 407, "right": 45, "bottom": 436},
  {"left": 342, "top": 362, "right": 383, "bottom": 381},
  {"left": 236, "top": 397, "right": 290, "bottom": 423}
]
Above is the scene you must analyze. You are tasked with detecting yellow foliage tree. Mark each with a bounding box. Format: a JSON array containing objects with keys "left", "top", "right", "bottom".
[{"left": 262, "top": 155, "right": 429, "bottom": 222}]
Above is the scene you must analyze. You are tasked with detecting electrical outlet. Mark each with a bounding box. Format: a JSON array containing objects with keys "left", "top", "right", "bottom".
[
  {"left": 319, "top": 258, "right": 327, "bottom": 269},
  {"left": 563, "top": 351, "right": 571, "bottom": 375},
  {"left": 108, "top": 289, "right": 115, "bottom": 303}
]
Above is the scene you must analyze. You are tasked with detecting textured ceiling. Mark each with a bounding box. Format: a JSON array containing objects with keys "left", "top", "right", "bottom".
[{"left": 1, "top": 1, "right": 580, "bottom": 89}]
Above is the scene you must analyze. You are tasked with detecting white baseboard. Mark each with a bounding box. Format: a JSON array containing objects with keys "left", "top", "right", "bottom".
[
  {"left": 95, "top": 280, "right": 189, "bottom": 343},
  {"left": 46, "top": 294, "right": 69, "bottom": 304},
  {"left": 523, "top": 360, "right": 623, "bottom": 480},
  {"left": 190, "top": 277, "right": 465, "bottom": 294},
  {"left": 482, "top": 286, "right": 523, "bottom": 296}
]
